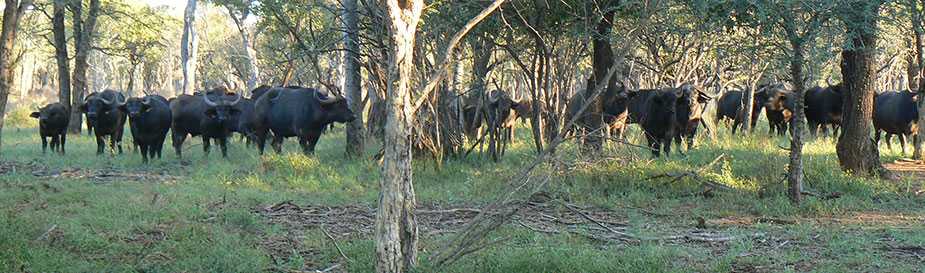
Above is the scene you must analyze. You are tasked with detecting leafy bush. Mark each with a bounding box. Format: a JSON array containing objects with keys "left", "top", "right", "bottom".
[{"left": 4, "top": 107, "right": 37, "bottom": 128}]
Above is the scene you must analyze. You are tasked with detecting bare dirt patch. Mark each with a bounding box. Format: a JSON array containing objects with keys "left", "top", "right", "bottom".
[{"left": 884, "top": 160, "right": 925, "bottom": 194}]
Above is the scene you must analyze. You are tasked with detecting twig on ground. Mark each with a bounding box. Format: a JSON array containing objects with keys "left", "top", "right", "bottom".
[
  {"left": 320, "top": 225, "right": 351, "bottom": 262},
  {"left": 36, "top": 224, "right": 57, "bottom": 241}
]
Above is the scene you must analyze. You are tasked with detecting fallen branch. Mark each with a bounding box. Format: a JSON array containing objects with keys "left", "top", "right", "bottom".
[
  {"left": 36, "top": 224, "right": 57, "bottom": 241},
  {"left": 320, "top": 225, "right": 351, "bottom": 262}
]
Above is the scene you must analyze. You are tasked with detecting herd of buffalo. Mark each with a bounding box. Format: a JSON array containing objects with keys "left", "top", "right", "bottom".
[
  {"left": 27, "top": 81, "right": 919, "bottom": 162},
  {"left": 30, "top": 85, "right": 355, "bottom": 162}
]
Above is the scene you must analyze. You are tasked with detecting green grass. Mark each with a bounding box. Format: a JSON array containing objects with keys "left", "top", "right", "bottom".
[{"left": 1, "top": 121, "right": 923, "bottom": 273}]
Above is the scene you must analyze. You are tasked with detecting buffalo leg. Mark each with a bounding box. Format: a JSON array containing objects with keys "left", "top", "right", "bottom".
[
  {"left": 40, "top": 136, "right": 48, "bottom": 154},
  {"left": 172, "top": 132, "right": 186, "bottom": 159},
  {"left": 59, "top": 133, "right": 66, "bottom": 154},
  {"left": 646, "top": 134, "right": 660, "bottom": 158},
  {"left": 219, "top": 137, "right": 229, "bottom": 158},
  {"left": 256, "top": 130, "right": 268, "bottom": 155},
  {"left": 271, "top": 134, "right": 284, "bottom": 154},
  {"left": 140, "top": 144, "right": 149, "bottom": 163},
  {"left": 663, "top": 136, "right": 672, "bottom": 157},
  {"left": 899, "top": 134, "right": 908, "bottom": 156},
  {"left": 202, "top": 137, "right": 211, "bottom": 156},
  {"left": 884, "top": 133, "right": 893, "bottom": 151},
  {"left": 96, "top": 135, "right": 106, "bottom": 155},
  {"left": 300, "top": 131, "right": 322, "bottom": 155}
]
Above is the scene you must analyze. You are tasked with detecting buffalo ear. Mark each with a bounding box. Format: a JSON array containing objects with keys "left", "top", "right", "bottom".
[{"left": 30, "top": 112, "right": 40, "bottom": 118}]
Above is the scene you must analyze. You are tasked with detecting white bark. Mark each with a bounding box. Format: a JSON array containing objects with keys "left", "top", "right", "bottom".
[{"left": 180, "top": 0, "right": 198, "bottom": 94}]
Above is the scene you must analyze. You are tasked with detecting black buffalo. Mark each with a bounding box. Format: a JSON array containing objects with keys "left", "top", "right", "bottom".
[
  {"left": 121, "top": 95, "right": 172, "bottom": 163},
  {"left": 628, "top": 84, "right": 711, "bottom": 154},
  {"left": 873, "top": 90, "right": 919, "bottom": 154},
  {"left": 674, "top": 84, "right": 713, "bottom": 150},
  {"left": 84, "top": 91, "right": 98, "bottom": 135},
  {"left": 759, "top": 84, "right": 795, "bottom": 136},
  {"left": 170, "top": 89, "right": 243, "bottom": 158},
  {"left": 637, "top": 89, "right": 682, "bottom": 157},
  {"left": 253, "top": 87, "right": 355, "bottom": 155},
  {"left": 31, "top": 103, "right": 70, "bottom": 154},
  {"left": 715, "top": 90, "right": 760, "bottom": 135},
  {"left": 80, "top": 89, "right": 127, "bottom": 155},
  {"left": 804, "top": 84, "right": 843, "bottom": 137}
]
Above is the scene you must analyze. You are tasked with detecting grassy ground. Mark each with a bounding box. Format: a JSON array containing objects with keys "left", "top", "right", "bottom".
[{"left": 0, "top": 119, "right": 923, "bottom": 272}]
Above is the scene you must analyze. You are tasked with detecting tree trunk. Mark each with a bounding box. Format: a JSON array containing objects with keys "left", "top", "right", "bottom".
[
  {"left": 69, "top": 0, "right": 101, "bottom": 134},
  {"left": 228, "top": 10, "right": 258, "bottom": 92},
  {"left": 344, "top": 0, "right": 365, "bottom": 157},
  {"left": 911, "top": 0, "right": 925, "bottom": 160},
  {"left": 837, "top": 3, "right": 889, "bottom": 177},
  {"left": 786, "top": 36, "right": 806, "bottom": 204},
  {"left": 52, "top": 0, "right": 71, "bottom": 115},
  {"left": 0, "top": 0, "right": 32, "bottom": 152},
  {"left": 582, "top": 10, "right": 617, "bottom": 151},
  {"left": 181, "top": 0, "right": 198, "bottom": 94},
  {"left": 377, "top": 0, "right": 423, "bottom": 272}
]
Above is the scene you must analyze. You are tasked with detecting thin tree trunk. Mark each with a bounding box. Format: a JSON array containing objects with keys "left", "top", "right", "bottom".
[
  {"left": 786, "top": 36, "right": 806, "bottom": 204},
  {"left": 228, "top": 10, "right": 258, "bottom": 91},
  {"left": 911, "top": 0, "right": 925, "bottom": 160},
  {"left": 52, "top": 0, "right": 71, "bottom": 115},
  {"left": 837, "top": 2, "right": 890, "bottom": 177},
  {"left": 344, "top": 0, "right": 364, "bottom": 157},
  {"left": 583, "top": 10, "right": 616, "bottom": 151},
  {"left": 69, "top": 0, "right": 101, "bottom": 133},
  {"left": 181, "top": 0, "right": 198, "bottom": 94},
  {"left": 377, "top": 0, "right": 423, "bottom": 272},
  {"left": 0, "top": 0, "right": 32, "bottom": 152}
]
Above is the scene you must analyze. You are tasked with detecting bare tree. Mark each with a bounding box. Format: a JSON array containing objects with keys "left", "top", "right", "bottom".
[
  {"left": 181, "top": 0, "right": 198, "bottom": 94},
  {"left": 909, "top": 0, "right": 925, "bottom": 160}
]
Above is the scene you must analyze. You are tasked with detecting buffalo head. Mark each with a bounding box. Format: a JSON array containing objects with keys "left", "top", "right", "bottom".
[
  {"left": 202, "top": 92, "right": 243, "bottom": 122},
  {"left": 120, "top": 97, "right": 154, "bottom": 119},
  {"left": 315, "top": 90, "right": 356, "bottom": 123},
  {"left": 80, "top": 90, "right": 126, "bottom": 121}
]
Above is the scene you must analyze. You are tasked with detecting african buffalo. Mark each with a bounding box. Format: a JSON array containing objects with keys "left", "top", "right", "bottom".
[
  {"left": 121, "top": 95, "right": 172, "bottom": 163},
  {"left": 873, "top": 90, "right": 919, "bottom": 155},
  {"left": 760, "top": 84, "right": 795, "bottom": 136},
  {"left": 170, "top": 88, "right": 243, "bottom": 158},
  {"left": 804, "top": 84, "right": 843, "bottom": 137},
  {"left": 674, "top": 84, "right": 713, "bottom": 150},
  {"left": 715, "top": 90, "right": 759, "bottom": 135},
  {"left": 253, "top": 87, "right": 356, "bottom": 155},
  {"left": 80, "top": 89, "right": 127, "bottom": 155},
  {"left": 484, "top": 90, "right": 521, "bottom": 160},
  {"left": 638, "top": 89, "right": 681, "bottom": 157},
  {"left": 628, "top": 84, "right": 710, "bottom": 154},
  {"left": 84, "top": 91, "right": 98, "bottom": 135},
  {"left": 31, "top": 103, "right": 70, "bottom": 154}
]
